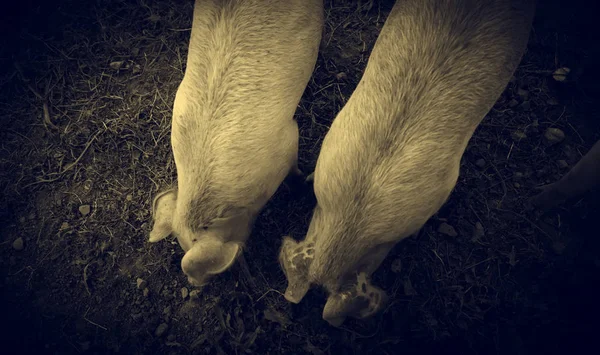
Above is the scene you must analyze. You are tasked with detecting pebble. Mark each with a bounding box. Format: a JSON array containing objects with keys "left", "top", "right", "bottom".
[
  {"left": 136, "top": 278, "right": 147, "bottom": 289},
  {"left": 544, "top": 127, "right": 565, "bottom": 145},
  {"left": 110, "top": 61, "right": 124, "bottom": 70},
  {"left": 155, "top": 323, "right": 168, "bottom": 337},
  {"left": 557, "top": 160, "right": 569, "bottom": 169},
  {"left": 143, "top": 288, "right": 149, "bottom": 297},
  {"left": 79, "top": 205, "right": 91, "bottom": 216},
  {"left": 511, "top": 130, "right": 527, "bottom": 141},
  {"left": 403, "top": 278, "right": 417, "bottom": 296},
  {"left": 391, "top": 259, "right": 402, "bottom": 273},
  {"left": 181, "top": 287, "right": 189, "bottom": 299},
  {"left": 472, "top": 222, "right": 485, "bottom": 242},
  {"left": 189, "top": 290, "right": 201, "bottom": 300},
  {"left": 163, "top": 306, "right": 172, "bottom": 316},
  {"left": 517, "top": 88, "right": 529, "bottom": 99},
  {"left": 475, "top": 158, "right": 486, "bottom": 168},
  {"left": 12, "top": 237, "right": 24, "bottom": 251},
  {"left": 437, "top": 223, "right": 458, "bottom": 237},
  {"left": 552, "top": 67, "right": 570, "bottom": 82}
]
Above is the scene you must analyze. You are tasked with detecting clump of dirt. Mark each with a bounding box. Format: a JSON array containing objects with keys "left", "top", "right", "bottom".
[{"left": 1, "top": 0, "right": 599, "bottom": 354}]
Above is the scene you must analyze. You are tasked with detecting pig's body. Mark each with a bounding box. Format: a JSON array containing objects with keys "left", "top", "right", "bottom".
[
  {"left": 150, "top": 0, "right": 323, "bottom": 286},
  {"left": 532, "top": 139, "right": 600, "bottom": 210},
  {"left": 280, "top": 0, "right": 535, "bottom": 326}
]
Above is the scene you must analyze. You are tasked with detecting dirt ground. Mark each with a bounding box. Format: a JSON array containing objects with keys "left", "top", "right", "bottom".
[{"left": 1, "top": 0, "right": 599, "bottom": 354}]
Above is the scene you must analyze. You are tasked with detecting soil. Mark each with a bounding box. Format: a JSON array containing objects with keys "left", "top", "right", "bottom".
[{"left": 1, "top": 0, "right": 599, "bottom": 354}]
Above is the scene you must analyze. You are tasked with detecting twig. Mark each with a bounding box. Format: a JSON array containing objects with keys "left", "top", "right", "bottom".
[
  {"left": 14, "top": 62, "right": 58, "bottom": 131},
  {"left": 23, "top": 129, "right": 103, "bottom": 187},
  {"left": 83, "top": 261, "right": 93, "bottom": 296},
  {"left": 84, "top": 316, "right": 108, "bottom": 331}
]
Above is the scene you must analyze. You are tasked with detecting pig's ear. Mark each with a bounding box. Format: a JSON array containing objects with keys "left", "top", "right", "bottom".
[
  {"left": 278, "top": 236, "right": 314, "bottom": 304},
  {"left": 181, "top": 240, "right": 241, "bottom": 286},
  {"left": 149, "top": 190, "right": 177, "bottom": 243},
  {"left": 322, "top": 272, "right": 388, "bottom": 327}
]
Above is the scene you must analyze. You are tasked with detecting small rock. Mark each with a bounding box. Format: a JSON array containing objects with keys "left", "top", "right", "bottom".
[
  {"left": 335, "top": 72, "right": 347, "bottom": 80},
  {"left": 143, "top": 288, "right": 149, "bottom": 297},
  {"left": 163, "top": 306, "right": 172, "bottom": 316},
  {"left": 12, "top": 237, "right": 24, "bottom": 251},
  {"left": 552, "top": 67, "right": 570, "bottom": 82},
  {"left": 508, "top": 246, "right": 518, "bottom": 266},
  {"left": 132, "top": 150, "right": 141, "bottom": 161},
  {"left": 181, "top": 287, "right": 189, "bottom": 299},
  {"left": 471, "top": 222, "right": 485, "bottom": 242},
  {"left": 131, "top": 312, "right": 143, "bottom": 320},
  {"left": 511, "top": 130, "right": 527, "bottom": 141},
  {"left": 475, "top": 158, "right": 486, "bottom": 168},
  {"left": 557, "top": 160, "right": 569, "bottom": 169},
  {"left": 110, "top": 61, "right": 124, "bottom": 70},
  {"left": 438, "top": 223, "right": 458, "bottom": 237},
  {"left": 189, "top": 290, "right": 201, "bottom": 300},
  {"left": 79, "top": 204, "right": 91, "bottom": 216},
  {"left": 126, "top": 194, "right": 133, "bottom": 202},
  {"left": 79, "top": 341, "right": 91, "bottom": 351},
  {"left": 552, "top": 241, "right": 566, "bottom": 255},
  {"left": 513, "top": 182, "right": 521, "bottom": 188},
  {"left": 155, "top": 323, "right": 169, "bottom": 337},
  {"left": 136, "top": 278, "right": 147, "bottom": 289},
  {"left": 403, "top": 278, "right": 417, "bottom": 296},
  {"left": 520, "top": 101, "right": 531, "bottom": 111},
  {"left": 544, "top": 128, "right": 565, "bottom": 145},
  {"left": 508, "top": 98, "right": 519, "bottom": 108},
  {"left": 263, "top": 308, "right": 292, "bottom": 328},
  {"left": 517, "top": 88, "right": 529, "bottom": 99},
  {"left": 391, "top": 259, "right": 402, "bottom": 273},
  {"left": 60, "top": 222, "right": 70, "bottom": 231}
]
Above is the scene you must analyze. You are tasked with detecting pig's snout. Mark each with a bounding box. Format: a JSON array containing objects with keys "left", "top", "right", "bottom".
[{"left": 321, "top": 273, "right": 388, "bottom": 327}]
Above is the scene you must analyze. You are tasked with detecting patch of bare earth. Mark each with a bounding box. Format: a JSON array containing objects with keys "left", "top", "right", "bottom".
[{"left": 1, "top": 0, "right": 598, "bottom": 354}]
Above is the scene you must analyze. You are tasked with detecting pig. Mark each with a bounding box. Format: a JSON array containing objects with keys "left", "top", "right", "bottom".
[
  {"left": 279, "top": 0, "right": 536, "bottom": 327},
  {"left": 532, "top": 139, "right": 600, "bottom": 210},
  {"left": 149, "top": 0, "right": 323, "bottom": 287}
]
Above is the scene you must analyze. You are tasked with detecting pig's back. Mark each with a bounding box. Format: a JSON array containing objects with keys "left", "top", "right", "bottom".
[
  {"left": 173, "top": 0, "right": 323, "bottom": 207},
  {"left": 312, "top": 0, "right": 534, "bottom": 259}
]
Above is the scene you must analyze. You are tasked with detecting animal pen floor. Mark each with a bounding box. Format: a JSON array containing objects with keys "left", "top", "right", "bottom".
[{"left": 1, "top": 0, "right": 599, "bottom": 354}]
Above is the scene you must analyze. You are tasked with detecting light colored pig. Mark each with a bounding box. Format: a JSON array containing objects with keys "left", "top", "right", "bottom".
[
  {"left": 149, "top": 0, "right": 323, "bottom": 287},
  {"left": 280, "top": 0, "right": 535, "bottom": 327},
  {"left": 532, "top": 139, "right": 600, "bottom": 210}
]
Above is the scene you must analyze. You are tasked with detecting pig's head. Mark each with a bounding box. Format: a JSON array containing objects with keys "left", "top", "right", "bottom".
[
  {"left": 149, "top": 189, "right": 250, "bottom": 286},
  {"left": 279, "top": 210, "right": 395, "bottom": 327}
]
